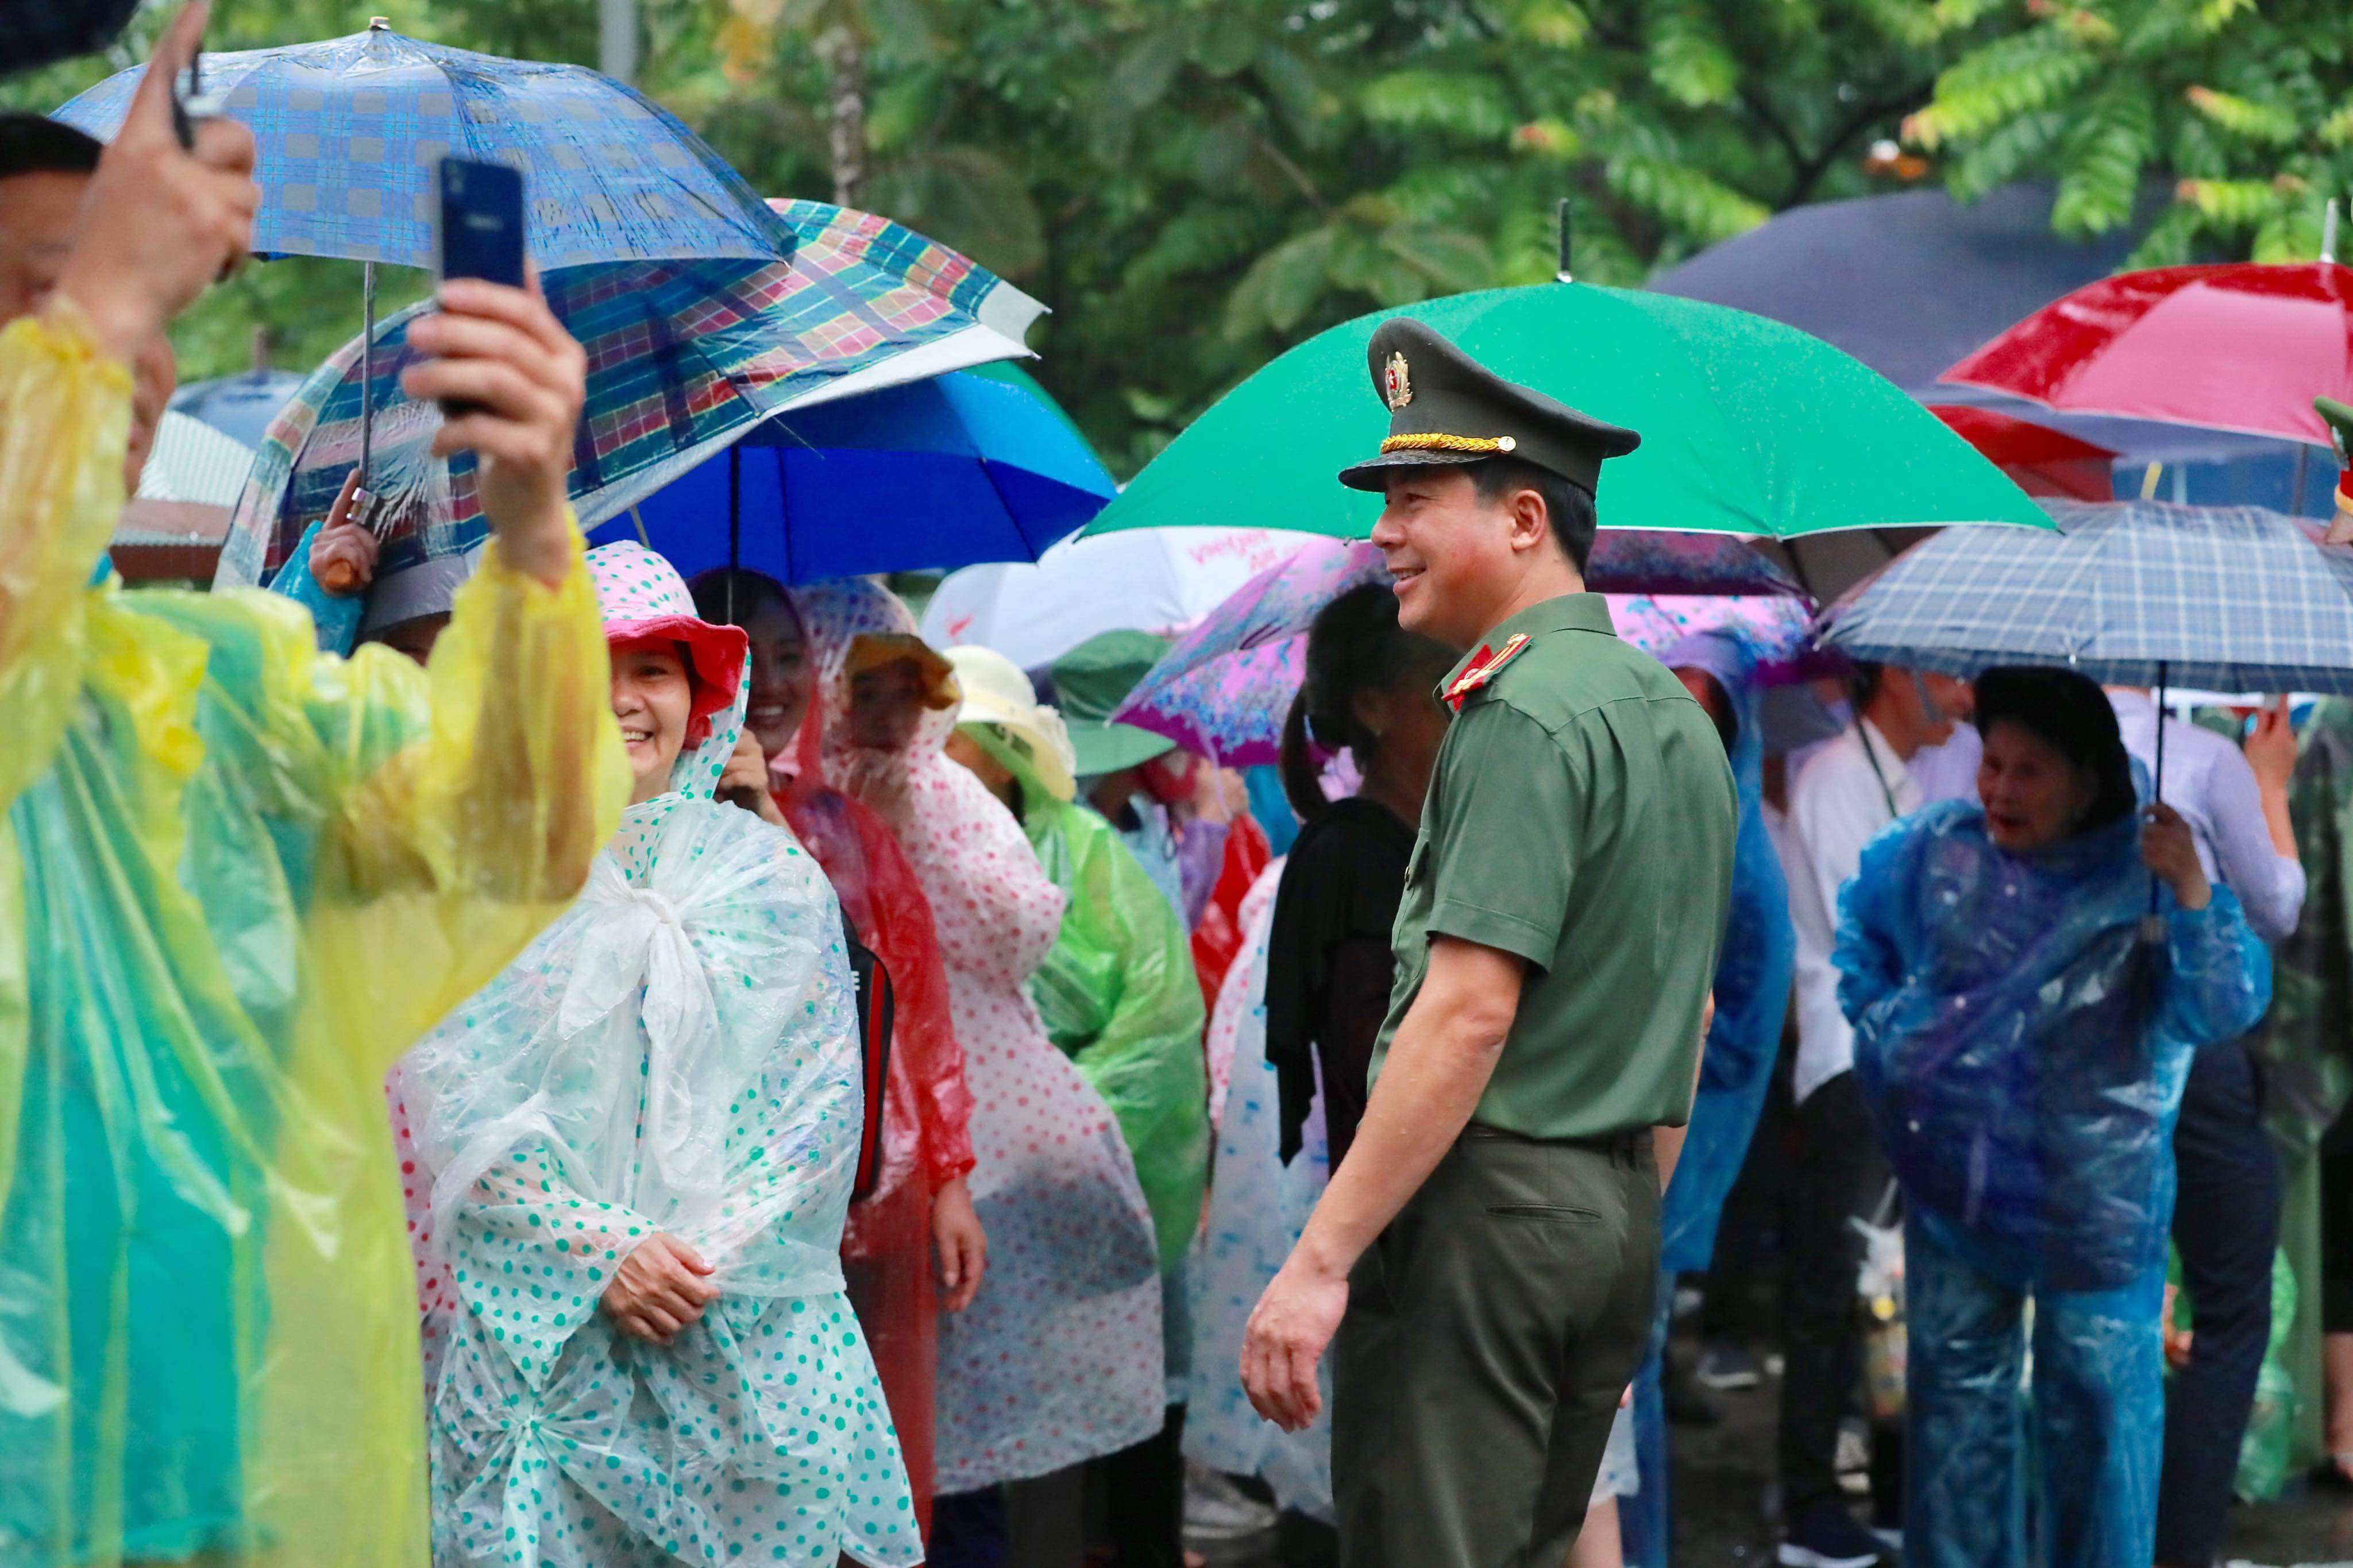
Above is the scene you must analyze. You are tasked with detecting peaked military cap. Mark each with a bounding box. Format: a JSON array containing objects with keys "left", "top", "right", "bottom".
[{"left": 1336, "top": 318, "right": 1640, "bottom": 496}]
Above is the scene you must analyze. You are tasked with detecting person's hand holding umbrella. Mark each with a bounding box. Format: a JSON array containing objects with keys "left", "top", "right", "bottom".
[
  {"left": 397, "top": 273, "right": 587, "bottom": 586},
  {"left": 51, "top": 2, "right": 254, "bottom": 366}
]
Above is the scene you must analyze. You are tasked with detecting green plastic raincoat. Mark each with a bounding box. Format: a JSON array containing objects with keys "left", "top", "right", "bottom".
[
  {"left": 0, "top": 308, "right": 627, "bottom": 1567},
  {"left": 971, "top": 725, "right": 1209, "bottom": 1269}
]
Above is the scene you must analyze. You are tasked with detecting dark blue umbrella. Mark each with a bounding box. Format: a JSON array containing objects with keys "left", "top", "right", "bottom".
[
  {"left": 587, "top": 363, "right": 1115, "bottom": 584},
  {"left": 1650, "top": 184, "right": 2317, "bottom": 507},
  {"left": 53, "top": 22, "right": 788, "bottom": 270}
]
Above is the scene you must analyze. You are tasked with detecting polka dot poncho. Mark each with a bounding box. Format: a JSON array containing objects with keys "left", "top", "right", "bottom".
[{"left": 392, "top": 549, "right": 917, "bottom": 1567}]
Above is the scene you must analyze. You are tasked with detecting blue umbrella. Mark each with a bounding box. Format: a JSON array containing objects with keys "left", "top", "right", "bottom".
[
  {"left": 1822, "top": 499, "right": 2353, "bottom": 694},
  {"left": 54, "top": 22, "right": 788, "bottom": 270},
  {"left": 587, "top": 362, "right": 1114, "bottom": 584}
]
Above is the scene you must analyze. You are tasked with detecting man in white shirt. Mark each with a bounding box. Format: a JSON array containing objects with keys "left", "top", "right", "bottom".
[
  {"left": 2105, "top": 690, "right": 2301, "bottom": 1568},
  {"left": 1776, "top": 662, "right": 1964, "bottom": 1568}
]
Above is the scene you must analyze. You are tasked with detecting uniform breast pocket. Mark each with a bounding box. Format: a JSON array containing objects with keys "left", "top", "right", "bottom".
[{"left": 1403, "top": 839, "right": 1428, "bottom": 888}]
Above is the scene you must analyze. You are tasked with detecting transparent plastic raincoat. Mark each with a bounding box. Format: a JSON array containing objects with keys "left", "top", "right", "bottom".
[
  {"left": 395, "top": 572, "right": 917, "bottom": 1568},
  {"left": 1836, "top": 794, "right": 2269, "bottom": 1568},
  {"left": 0, "top": 311, "right": 627, "bottom": 1567},
  {"left": 1184, "top": 860, "right": 1336, "bottom": 1520},
  {"left": 796, "top": 580, "right": 1163, "bottom": 1492},
  {"left": 1623, "top": 631, "right": 1795, "bottom": 1568},
  {"left": 969, "top": 723, "right": 1209, "bottom": 1271}
]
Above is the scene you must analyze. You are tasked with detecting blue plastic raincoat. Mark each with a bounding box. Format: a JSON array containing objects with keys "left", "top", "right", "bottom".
[
  {"left": 1623, "top": 630, "right": 1795, "bottom": 1567},
  {"left": 1837, "top": 794, "right": 2269, "bottom": 1568},
  {"left": 398, "top": 643, "right": 917, "bottom": 1567},
  {"left": 0, "top": 309, "right": 626, "bottom": 1567}
]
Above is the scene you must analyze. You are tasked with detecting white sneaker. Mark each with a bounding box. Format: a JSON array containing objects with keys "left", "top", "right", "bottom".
[{"left": 1182, "top": 1463, "right": 1277, "bottom": 1544}]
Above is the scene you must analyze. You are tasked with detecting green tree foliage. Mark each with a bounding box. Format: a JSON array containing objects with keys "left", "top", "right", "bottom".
[
  {"left": 1905, "top": 0, "right": 2353, "bottom": 267},
  {"left": 33, "top": 1, "right": 2344, "bottom": 479}
]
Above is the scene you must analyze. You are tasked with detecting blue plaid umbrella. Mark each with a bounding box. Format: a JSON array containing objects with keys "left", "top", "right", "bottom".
[
  {"left": 1823, "top": 499, "right": 2353, "bottom": 693},
  {"left": 53, "top": 22, "right": 788, "bottom": 269}
]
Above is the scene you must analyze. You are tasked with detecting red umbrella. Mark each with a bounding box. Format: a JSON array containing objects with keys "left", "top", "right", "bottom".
[
  {"left": 1928, "top": 404, "right": 2116, "bottom": 501},
  {"left": 1942, "top": 261, "right": 2353, "bottom": 447}
]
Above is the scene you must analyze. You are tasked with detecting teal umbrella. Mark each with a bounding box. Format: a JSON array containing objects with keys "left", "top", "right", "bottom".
[{"left": 1085, "top": 283, "right": 2049, "bottom": 541}]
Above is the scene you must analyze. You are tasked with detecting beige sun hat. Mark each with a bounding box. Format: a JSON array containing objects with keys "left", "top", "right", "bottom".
[{"left": 946, "top": 644, "right": 1078, "bottom": 804}]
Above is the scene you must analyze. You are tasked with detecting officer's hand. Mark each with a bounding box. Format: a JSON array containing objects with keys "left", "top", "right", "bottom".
[{"left": 1240, "top": 1257, "right": 1347, "bottom": 1432}]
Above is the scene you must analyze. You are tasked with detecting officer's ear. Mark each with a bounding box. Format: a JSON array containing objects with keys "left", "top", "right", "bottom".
[{"left": 1502, "top": 483, "right": 1552, "bottom": 556}]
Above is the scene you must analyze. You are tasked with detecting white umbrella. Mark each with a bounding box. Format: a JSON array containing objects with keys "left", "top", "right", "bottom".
[{"left": 919, "top": 526, "right": 1302, "bottom": 670}]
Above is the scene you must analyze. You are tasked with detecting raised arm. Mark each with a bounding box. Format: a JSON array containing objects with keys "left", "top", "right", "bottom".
[
  {"left": 295, "top": 278, "right": 627, "bottom": 1072},
  {"left": 0, "top": 1, "right": 253, "bottom": 811}
]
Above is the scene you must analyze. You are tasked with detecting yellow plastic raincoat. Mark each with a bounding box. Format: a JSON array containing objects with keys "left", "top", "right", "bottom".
[{"left": 0, "top": 308, "right": 627, "bottom": 1567}]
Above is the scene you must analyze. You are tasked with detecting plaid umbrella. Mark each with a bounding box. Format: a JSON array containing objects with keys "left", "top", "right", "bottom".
[
  {"left": 54, "top": 23, "right": 788, "bottom": 270},
  {"left": 219, "top": 202, "right": 1042, "bottom": 588},
  {"left": 1822, "top": 499, "right": 2353, "bottom": 693}
]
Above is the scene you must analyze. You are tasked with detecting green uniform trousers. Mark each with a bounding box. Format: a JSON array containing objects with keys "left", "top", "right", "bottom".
[{"left": 1332, "top": 1124, "right": 1660, "bottom": 1568}]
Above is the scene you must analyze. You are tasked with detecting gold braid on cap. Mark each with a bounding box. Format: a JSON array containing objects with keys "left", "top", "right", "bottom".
[{"left": 1379, "top": 432, "right": 1519, "bottom": 455}]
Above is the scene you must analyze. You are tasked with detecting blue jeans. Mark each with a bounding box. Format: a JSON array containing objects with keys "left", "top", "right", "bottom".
[{"left": 1904, "top": 1215, "right": 2165, "bottom": 1568}]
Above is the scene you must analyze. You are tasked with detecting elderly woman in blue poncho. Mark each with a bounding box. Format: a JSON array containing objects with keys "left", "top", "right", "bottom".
[{"left": 1835, "top": 666, "right": 2269, "bottom": 1568}]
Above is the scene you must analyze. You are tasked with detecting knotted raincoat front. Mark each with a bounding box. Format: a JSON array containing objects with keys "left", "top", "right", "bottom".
[
  {"left": 1837, "top": 793, "right": 2269, "bottom": 1568},
  {"left": 397, "top": 553, "right": 917, "bottom": 1568},
  {"left": 0, "top": 310, "right": 626, "bottom": 1566}
]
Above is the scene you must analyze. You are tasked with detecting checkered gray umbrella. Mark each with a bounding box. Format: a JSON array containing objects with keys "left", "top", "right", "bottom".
[{"left": 1822, "top": 500, "right": 2353, "bottom": 694}]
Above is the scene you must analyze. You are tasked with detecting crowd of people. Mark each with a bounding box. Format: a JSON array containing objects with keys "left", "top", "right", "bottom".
[{"left": 5, "top": 12, "right": 2353, "bottom": 1568}]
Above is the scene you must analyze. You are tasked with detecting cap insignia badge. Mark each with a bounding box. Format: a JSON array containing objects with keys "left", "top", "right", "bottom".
[{"left": 1384, "top": 351, "right": 1413, "bottom": 411}]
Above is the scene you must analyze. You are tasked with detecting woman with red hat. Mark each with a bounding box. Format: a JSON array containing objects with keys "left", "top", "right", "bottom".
[{"left": 392, "top": 543, "right": 919, "bottom": 1568}]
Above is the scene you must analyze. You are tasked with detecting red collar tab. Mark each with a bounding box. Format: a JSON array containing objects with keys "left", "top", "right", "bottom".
[{"left": 1442, "top": 632, "right": 1531, "bottom": 711}]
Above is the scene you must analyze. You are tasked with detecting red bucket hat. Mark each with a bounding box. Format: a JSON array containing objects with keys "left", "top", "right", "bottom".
[{"left": 588, "top": 542, "right": 749, "bottom": 744}]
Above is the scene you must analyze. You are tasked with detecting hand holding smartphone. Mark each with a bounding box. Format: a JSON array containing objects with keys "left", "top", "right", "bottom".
[{"left": 433, "top": 157, "right": 527, "bottom": 418}]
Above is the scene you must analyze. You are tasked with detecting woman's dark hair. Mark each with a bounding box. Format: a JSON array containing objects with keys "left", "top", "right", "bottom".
[
  {"left": 1280, "top": 584, "right": 1451, "bottom": 820},
  {"left": 1972, "top": 665, "right": 2138, "bottom": 833},
  {"left": 689, "top": 566, "right": 794, "bottom": 631},
  {"left": 1468, "top": 456, "right": 1598, "bottom": 572}
]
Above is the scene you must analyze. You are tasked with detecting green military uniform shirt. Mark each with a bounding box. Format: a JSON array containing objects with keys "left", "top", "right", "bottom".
[{"left": 1369, "top": 592, "right": 1738, "bottom": 1140}]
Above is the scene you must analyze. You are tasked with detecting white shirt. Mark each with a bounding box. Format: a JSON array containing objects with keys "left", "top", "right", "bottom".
[
  {"left": 1786, "top": 719, "right": 1922, "bottom": 1104},
  {"left": 1909, "top": 724, "right": 1981, "bottom": 805},
  {"left": 2105, "top": 689, "right": 2304, "bottom": 944}
]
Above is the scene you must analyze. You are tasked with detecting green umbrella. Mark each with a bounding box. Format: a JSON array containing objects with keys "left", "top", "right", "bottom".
[{"left": 1085, "top": 283, "right": 2049, "bottom": 541}]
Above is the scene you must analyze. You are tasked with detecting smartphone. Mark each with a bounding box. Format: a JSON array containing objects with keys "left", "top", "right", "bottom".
[{"left": 433, "top": 157, "right": 527, "bottom": 418}]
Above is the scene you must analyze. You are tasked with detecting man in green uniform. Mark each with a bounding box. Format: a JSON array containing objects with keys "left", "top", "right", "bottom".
[{"left": 1241, "top": 318, "right": 1737, "bottom": 1566}]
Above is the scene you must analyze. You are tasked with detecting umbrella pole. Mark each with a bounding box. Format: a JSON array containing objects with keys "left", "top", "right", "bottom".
[
  {"left": 727, "top": 443, "right": 742, "bottom": 621},
  {"left": 358, "top": 260, "right": 375, "bottom": 525}
]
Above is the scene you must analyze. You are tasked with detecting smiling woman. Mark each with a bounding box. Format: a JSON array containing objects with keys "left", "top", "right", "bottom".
[{"left": 610, "top": 640, "right": 693, "bottom": 804}]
